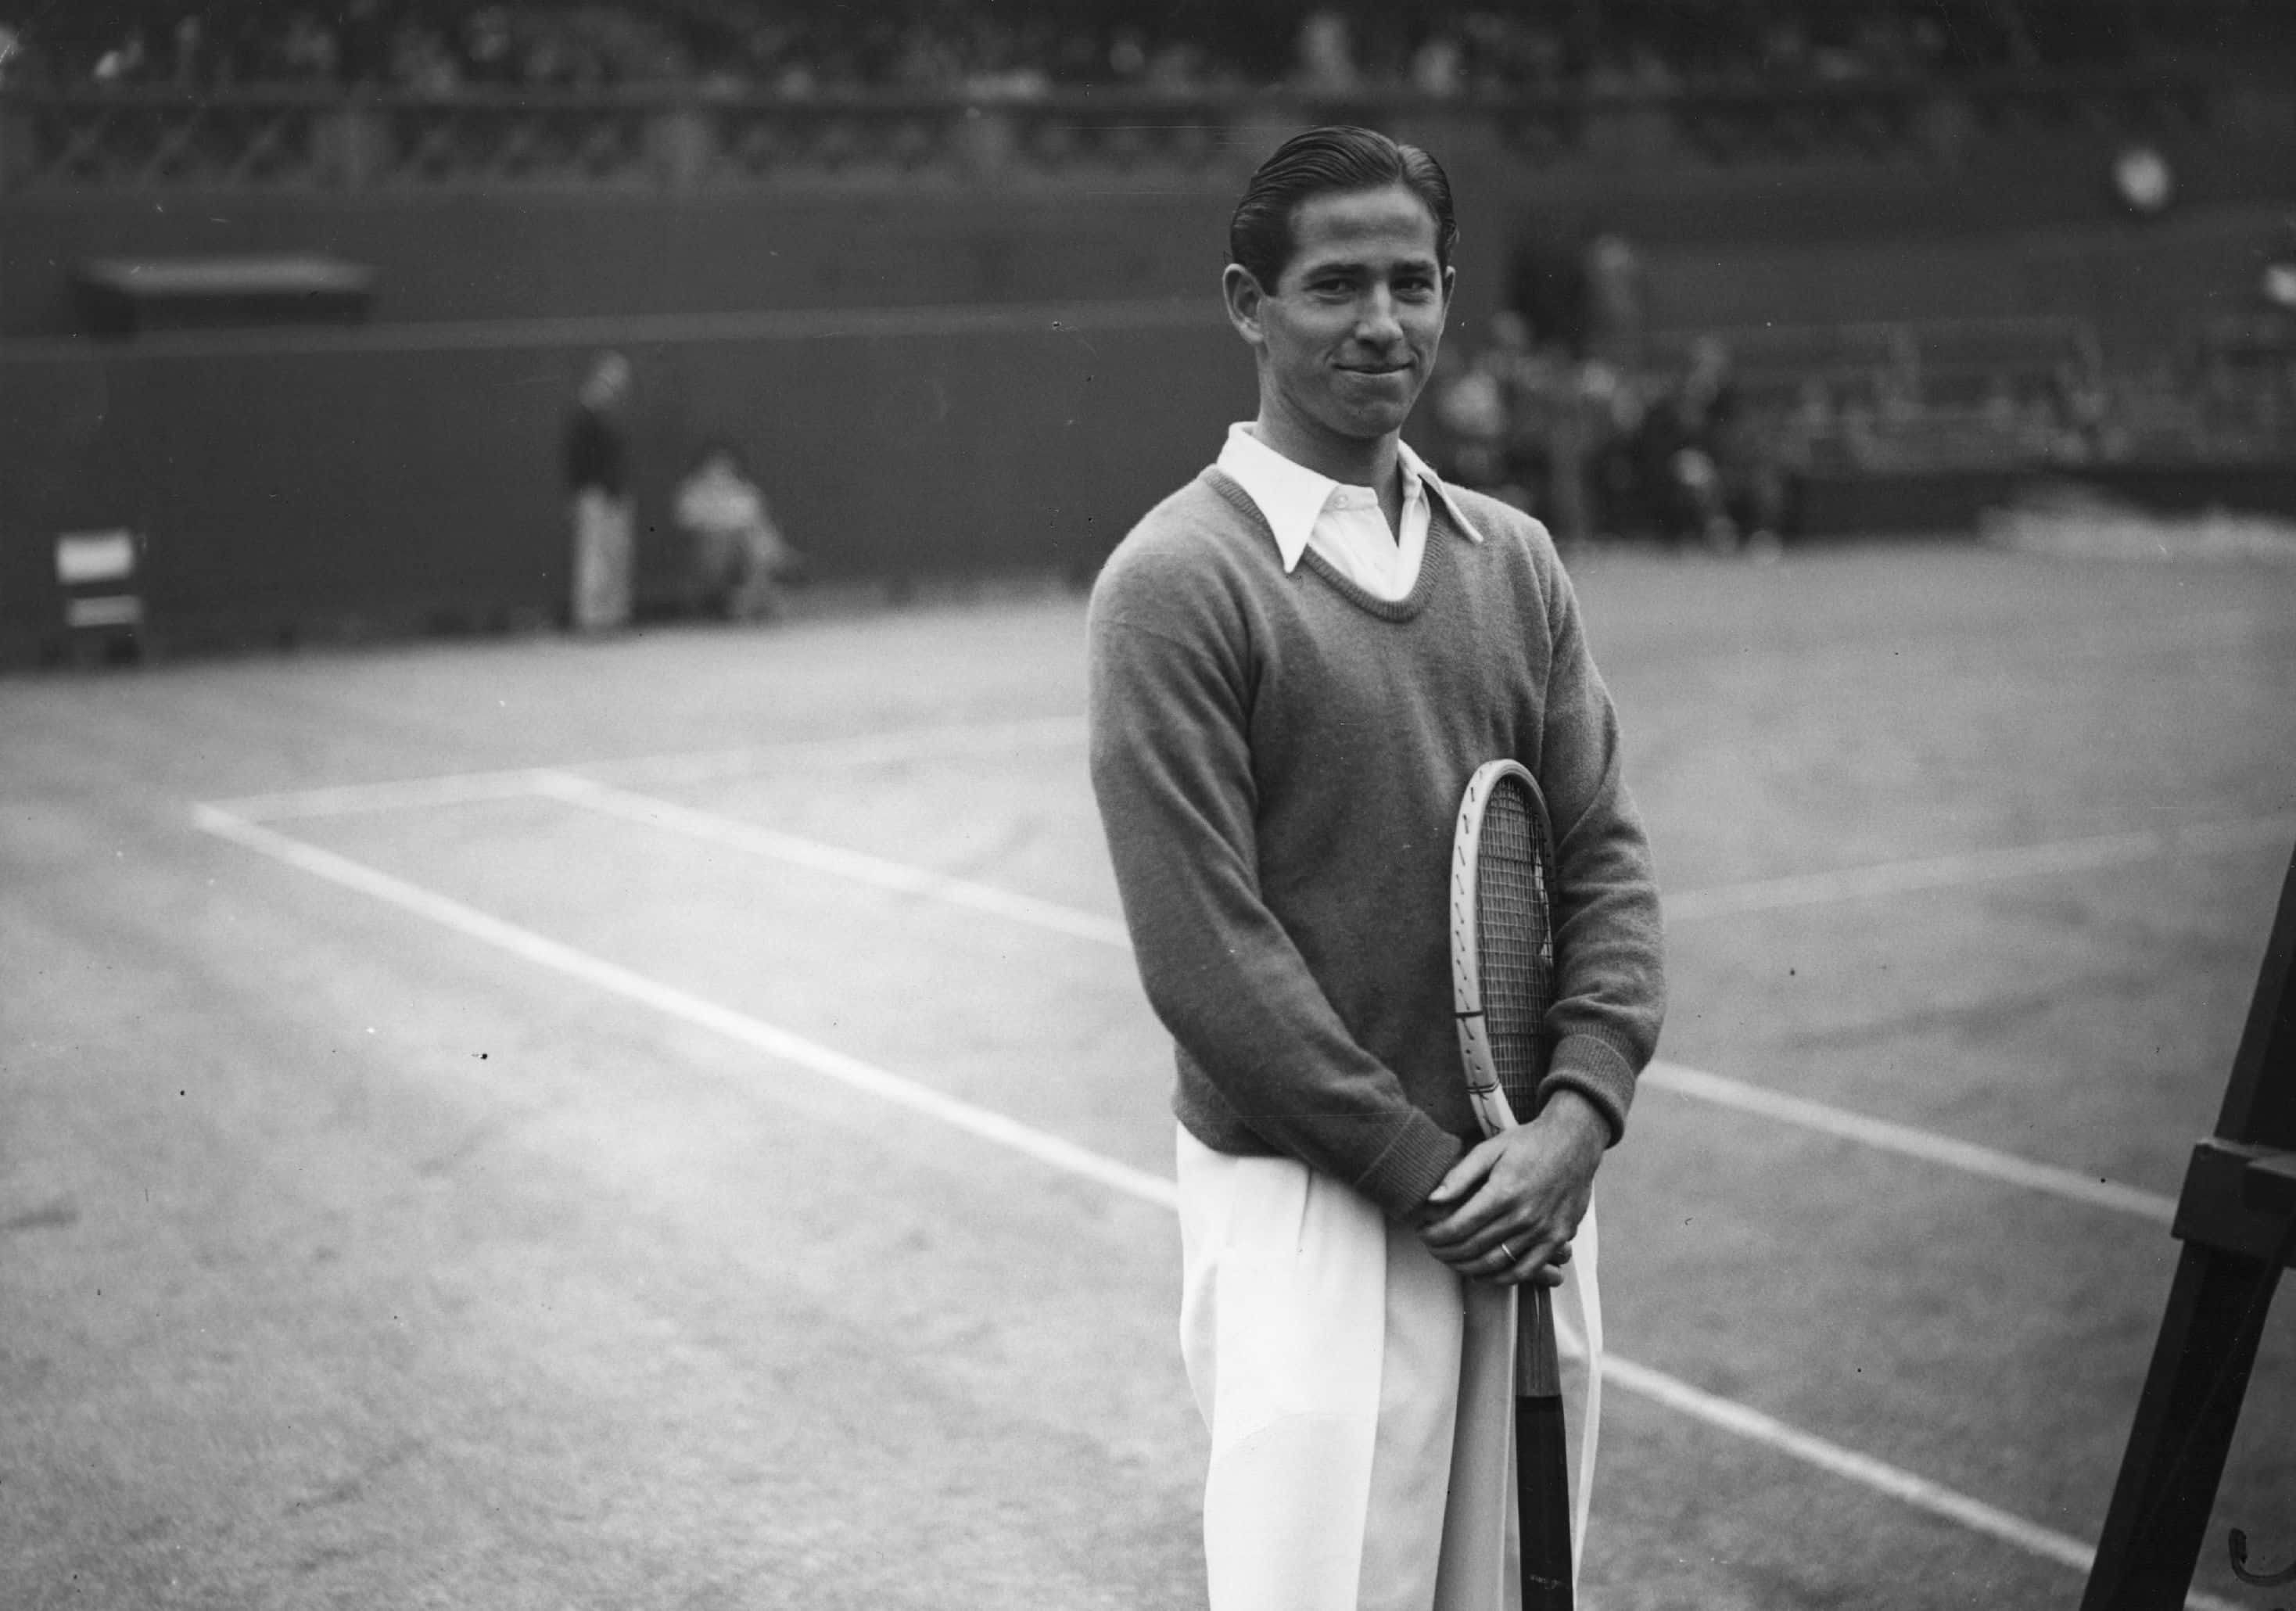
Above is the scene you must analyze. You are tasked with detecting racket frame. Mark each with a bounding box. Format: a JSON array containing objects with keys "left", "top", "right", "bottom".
[
  {"left": 1449, "top": 757, "right": 1557, "bottom": 1139},
  {"left": 1449, "top": 757, "right": 1575, "bottom": 1607}
]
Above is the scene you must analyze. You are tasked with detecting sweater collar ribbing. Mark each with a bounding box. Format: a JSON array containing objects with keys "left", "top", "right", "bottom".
[{"left": 1200, "top": 465, "right": 1483, "bottom": 623}]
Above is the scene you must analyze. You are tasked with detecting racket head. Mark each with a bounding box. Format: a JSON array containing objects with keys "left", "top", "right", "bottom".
[{"left": 1450, "top": 759, "right": 1559, "bottom": 1132}]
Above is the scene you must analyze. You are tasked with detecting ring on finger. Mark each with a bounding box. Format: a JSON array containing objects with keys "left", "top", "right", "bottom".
[{"left": 1496, "top": 1240, "right": 1516, "bottom": 1264}]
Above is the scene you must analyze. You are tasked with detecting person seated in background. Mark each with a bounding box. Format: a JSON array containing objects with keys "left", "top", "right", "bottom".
[{"left": 673, "top": 441, "right": 804, "bottom": 621}]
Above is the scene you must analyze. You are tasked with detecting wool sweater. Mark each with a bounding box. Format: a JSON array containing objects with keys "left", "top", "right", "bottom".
[{"left": 1086, "top": 466, "right": 1666, "bottom": 1219}]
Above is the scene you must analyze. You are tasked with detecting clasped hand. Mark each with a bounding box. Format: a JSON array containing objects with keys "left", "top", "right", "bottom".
[{"left": 1415, "top": 1089, "right": 1605, "bottom": 1287}]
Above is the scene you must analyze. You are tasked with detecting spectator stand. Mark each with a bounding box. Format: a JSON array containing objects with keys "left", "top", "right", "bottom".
[{"left": 0, "top": 64, "right": 2268, "bottom": 196}]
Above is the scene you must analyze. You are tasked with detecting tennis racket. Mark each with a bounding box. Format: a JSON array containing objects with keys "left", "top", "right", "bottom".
[{"left": 1450, "top": 758, "right": 1573, "bottom": 1610}]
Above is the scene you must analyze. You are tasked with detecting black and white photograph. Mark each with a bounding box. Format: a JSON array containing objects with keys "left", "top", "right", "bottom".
[{"left": 2, "top": 3, "right": 2293, "bottom": 1607}]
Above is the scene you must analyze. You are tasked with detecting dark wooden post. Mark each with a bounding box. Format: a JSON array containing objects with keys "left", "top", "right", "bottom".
[{"left": 2082, "top": 846, "right": 2296, "bottom": 1610}]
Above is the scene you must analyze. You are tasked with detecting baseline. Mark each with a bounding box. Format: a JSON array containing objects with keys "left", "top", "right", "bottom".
[{"left": 190, "top": 800, "right": 2237, "bottom": 1609}]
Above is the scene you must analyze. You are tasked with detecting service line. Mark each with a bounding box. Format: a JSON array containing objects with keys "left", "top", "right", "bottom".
[{"left": 205, "top": 714, "right": 1089, "bottom": 823}]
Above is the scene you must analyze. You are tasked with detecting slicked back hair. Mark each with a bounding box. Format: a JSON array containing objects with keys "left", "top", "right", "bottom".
[{"left": 1228, "top": 125, "right": 1458, "bottom": 291}]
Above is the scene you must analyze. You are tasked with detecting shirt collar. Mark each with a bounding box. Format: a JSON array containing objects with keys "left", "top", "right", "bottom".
[{"left": 1216, "top": 422, "right": 1483, "bottom": 571}]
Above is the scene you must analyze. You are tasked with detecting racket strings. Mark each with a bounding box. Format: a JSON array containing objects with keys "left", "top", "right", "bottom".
[{"left": 1475, "top": 787, "right": 1557, "bottom": 1118}]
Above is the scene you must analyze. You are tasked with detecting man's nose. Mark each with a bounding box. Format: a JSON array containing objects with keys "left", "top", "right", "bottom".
[{"left": 1355, "top": 286, "right": 1405, "bottom": 346}]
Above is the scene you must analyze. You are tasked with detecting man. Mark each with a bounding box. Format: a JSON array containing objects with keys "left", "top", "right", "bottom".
[
  {"left": 1085, "top": 127, "right": 1665, "bottom": 1610},
  {"left": 565, "top": 350, "right": 635, "bottom": 633}
]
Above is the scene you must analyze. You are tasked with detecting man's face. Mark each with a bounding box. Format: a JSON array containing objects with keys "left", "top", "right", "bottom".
[{"left": 1228, "top": 185, "right": 1453, "bottom": 448}]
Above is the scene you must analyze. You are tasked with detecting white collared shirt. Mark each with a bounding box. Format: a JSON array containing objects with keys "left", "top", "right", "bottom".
[{"left": 1217, "top": 422, "right": 1480, "bottom": 604}]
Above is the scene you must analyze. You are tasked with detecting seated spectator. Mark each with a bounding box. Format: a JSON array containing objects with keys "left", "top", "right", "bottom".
[{"left": 673, "top": 442, "right": 805, "bottom": 622}]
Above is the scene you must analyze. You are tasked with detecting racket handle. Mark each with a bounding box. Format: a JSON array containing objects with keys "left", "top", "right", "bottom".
[
  {"left": 1516, "top": 1284, "right": 1575, "bottom": 1609},
  {"left": 1516, "top": 1282, "right": 1563, "bottom": 1398},
  {"left": 1517, "top": 1388, "right": 1575, "bottom": 1609}
]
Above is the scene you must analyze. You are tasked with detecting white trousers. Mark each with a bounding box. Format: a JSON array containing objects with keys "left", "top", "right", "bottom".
[{"left": 1176, "top": 1128, "right": 1522, "bottom": 1611}]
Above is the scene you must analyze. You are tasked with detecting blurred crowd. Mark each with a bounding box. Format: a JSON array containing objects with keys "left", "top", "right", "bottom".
[
  {"left": 1426, "top": 221, "right": 2296, "bottom": 554},
  {"left": 1432, "top": 310, "right": 1785, "bottom": 556},
  {"left": 1426, "top": 227, "right": 1785, "bottom": 555},
  {"left": 2, "top": 0, "right": 2289, "bottom": 95}
]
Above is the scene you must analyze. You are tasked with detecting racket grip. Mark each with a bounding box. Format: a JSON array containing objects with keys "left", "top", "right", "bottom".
[
  {"left": 1517, "top": 1387, "right": 1575, "bottom": 1609},
  {"left": 1516, "top": 1283, "right": 1575, "bottom": 1607},
  {"left": 1516, "top": 1283, "right": 1563, "bottom": 1399}
]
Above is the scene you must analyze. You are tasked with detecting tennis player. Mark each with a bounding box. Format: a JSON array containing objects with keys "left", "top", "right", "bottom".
[{"left": 1086, "top": 127, "right": 1666, "bottom": 1610}]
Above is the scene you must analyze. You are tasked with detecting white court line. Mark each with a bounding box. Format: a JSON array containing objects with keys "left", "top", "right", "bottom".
[
  {"left": 191, "top": 804, "right": 1175, "bottom": 1214},
  {"left": 529, "top": 770, "right": 1132, "bottom": 949},
  {"left": 1666, "top": 814, "right": 2296, "bottom": 922},
  {"left": 549, "top": 779, "right": 2188, "bottom": 1228},
  {"left": 584, "top": 715, "right": 1090, "bottom": 791},
  {"left": 1640, "top": 1061, "right": 2179, "bottom": 1223},
  {"left": 205, "top": 715, "right": 1089, "bottom": 823},
  {"left": 213, "top": 768, "right": 569, "bottom": 823},
  {"left": 1597, "top": 1357, "right": 2255, "bottom": 1609},
  {"left": 213, "top": 740, "right": 2226, "bottom": 1229},
  {"left": 192, "top": 802, "right": 2237, "bottom": 1610}
]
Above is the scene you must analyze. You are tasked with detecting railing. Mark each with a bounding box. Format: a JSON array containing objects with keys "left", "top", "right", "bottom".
[{"left": 0, "top": 68, "right": 2261, "bottom": 193}]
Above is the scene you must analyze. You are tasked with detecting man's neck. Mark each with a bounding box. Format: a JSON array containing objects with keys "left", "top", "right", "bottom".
[{"left": 1248, "top": 412, "right": 1407, "bottom": 535}]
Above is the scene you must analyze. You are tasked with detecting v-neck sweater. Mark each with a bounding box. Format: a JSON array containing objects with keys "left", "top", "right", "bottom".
[{"left": 1087, "top": 467, "right": 1666, "bottom": 1218}]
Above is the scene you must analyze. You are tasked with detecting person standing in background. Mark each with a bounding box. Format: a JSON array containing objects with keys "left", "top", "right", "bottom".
[{"left": 565, "top": 350, "right": 635, "bottom": 633}]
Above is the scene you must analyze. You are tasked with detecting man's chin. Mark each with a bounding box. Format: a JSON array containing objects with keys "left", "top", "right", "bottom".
[{"left": 1327, "top": 397, "right": 1419, "bottom": 440}]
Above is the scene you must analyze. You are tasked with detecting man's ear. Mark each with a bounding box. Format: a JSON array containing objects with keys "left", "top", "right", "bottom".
[
  {"left": 1222, "top": 263, "right": 1267, "bottom": 347},
  {"left": 1440, "top": 264, "right": 1458, "bottom": 314}
]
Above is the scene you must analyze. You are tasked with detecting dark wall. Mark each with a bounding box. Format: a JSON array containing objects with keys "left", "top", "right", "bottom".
[
  {"left": 1634, "top": 205, "right": 2287, "bottom": 359},
  {"left": 0, "top": 188, "right": 1236, "bottom": 339},
  {"left": 0, "top": 310, "right": 1251, "bottom": 660}
]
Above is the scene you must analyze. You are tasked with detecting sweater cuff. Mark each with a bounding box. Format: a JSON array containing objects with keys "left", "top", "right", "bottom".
[
  {"left": 1356, "top": 1110, "right": 1465, "bottom": 1219},
  {"left": 1539, "top": 1033, "right": 1641, "bottom": 1147}
]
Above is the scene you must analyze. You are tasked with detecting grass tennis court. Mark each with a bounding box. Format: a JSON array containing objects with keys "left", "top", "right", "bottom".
[{"left": 4, "top": 538, "right": 2293, "bottom": 1610}]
